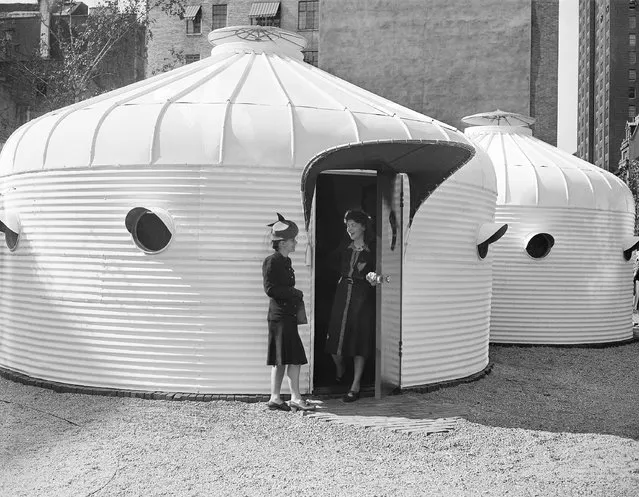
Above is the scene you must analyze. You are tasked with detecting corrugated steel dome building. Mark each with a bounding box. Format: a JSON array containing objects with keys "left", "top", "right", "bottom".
[
  {"left": 463, "top": 111, "right": 637, "bottom": 344},
  {"left": 0, "top": 26, "right": 504, "bottom": 395}
]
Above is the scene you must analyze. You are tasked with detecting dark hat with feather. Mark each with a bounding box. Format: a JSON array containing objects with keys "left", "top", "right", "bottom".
[{"left": 267, "top": 213, "right": 299, "bottom": 241}]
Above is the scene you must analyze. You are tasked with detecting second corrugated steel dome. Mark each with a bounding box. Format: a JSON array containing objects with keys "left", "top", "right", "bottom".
[{"left": 464, "top": 114, "right": 635, "bottom": 344}]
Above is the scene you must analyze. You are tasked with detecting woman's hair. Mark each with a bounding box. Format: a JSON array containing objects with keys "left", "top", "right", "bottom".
[
  {"left": 344, "top": 209, "right": 373, "bottom": 244},
  {"left": 272, "top": 238, "right": 295, "bottom": 251},
  {"left": 344, "top": 209, "right": 370, "bottom": 227}
]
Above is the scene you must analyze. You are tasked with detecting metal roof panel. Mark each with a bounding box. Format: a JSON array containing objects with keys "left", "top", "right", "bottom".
[{"left": 248, "top": 2, "right": 280, "bottom": 17}]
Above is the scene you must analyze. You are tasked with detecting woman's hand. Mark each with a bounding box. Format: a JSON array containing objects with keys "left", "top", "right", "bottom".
[{"left": 366, "top": 272, "right": 379, "bottom": 286}]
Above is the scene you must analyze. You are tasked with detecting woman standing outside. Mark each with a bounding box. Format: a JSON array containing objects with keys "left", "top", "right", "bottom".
[
  {"left": 325, "top": 209, "right": 378, "bottom": 402},
  {"left": 263, "top": 213, "right": 315, "bottom": 412}
]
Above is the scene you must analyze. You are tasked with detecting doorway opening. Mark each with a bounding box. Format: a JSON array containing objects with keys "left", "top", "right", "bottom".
[{"left": 313, "top": 171, "right": 377, "bottom": 395}]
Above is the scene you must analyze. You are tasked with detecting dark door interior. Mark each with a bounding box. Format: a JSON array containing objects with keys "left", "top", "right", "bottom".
[{"left": 313, "top": 172, "right": 377, "bottom": 394}]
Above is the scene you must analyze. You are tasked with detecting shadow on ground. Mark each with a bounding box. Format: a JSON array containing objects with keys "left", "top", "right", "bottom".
[{"left": 422, "top": 342, "right": 639, "bottom": 440}]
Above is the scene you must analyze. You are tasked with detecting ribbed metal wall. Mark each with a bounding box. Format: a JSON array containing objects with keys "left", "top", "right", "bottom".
[
  {"left": 490, "top": 207, "right": 634, "bottom": 344},
  {"left": 466, "top": 123, "right": 636, "bottom": 344},
  {"left": 0, "top": 166, "right": 311, "bottom": 393},
  {"left": 401, "top": 161, "right": 498, "bottom": 387}
]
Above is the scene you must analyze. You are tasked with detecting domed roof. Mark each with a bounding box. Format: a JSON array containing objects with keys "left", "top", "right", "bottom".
[
  {"left": 463, "top": 114, "right": 634, "bottom": 213},
  {"left": 0, "top": 26, "right": 471, "bottom": 176}
]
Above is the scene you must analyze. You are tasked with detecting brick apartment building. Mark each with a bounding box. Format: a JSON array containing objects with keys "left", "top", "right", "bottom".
[
  {"left": 578, "top": 0, "right": 638, "bottom": 172},
  {"left": 147, "top": 0, "right": 558, "bottom": 144}
]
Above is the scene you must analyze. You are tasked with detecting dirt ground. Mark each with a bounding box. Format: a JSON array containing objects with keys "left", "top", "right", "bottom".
[{"left": 1, "top": 343, "right": 638, "bottom": 496}]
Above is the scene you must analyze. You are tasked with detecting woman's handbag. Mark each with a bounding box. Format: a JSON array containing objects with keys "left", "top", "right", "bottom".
[{"left": 296, "top": 301, "right": 308, "bottom": 325}]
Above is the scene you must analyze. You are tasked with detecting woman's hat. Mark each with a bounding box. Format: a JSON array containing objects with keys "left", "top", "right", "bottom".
[{"left": 268, "top": 213, "right": 299, "bottom": 241}]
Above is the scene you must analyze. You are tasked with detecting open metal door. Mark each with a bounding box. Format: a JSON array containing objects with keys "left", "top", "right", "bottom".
[{"left": 375, "top": 172, "right": 403, "bottom": 398}]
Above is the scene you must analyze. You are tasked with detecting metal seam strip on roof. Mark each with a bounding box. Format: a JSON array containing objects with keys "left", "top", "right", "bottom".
[{"left": 248, "top": 2, "right": 280, "bottom": 17}]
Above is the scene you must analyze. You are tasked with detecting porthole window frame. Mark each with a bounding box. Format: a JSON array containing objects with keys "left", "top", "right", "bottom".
[
  {"left": 0, "top": 210, "right": 22, "bottom": 252},
  {"left": 476, "top": 223, "right": 509, "bottom": 261},
  {"left": 125, "top": 207, "right": 175, "bottom": 255},
  {"left": 524, "top": 232, "right": 555, "bottom": 260},
  {"left": 623, "top": 237, "right": 639, "bottom": 261}
]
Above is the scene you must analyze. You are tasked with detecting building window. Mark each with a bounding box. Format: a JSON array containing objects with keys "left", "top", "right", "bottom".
[
  {"left": 631, "top": 69, "right": 637, "bottom": 81},
  {"left": 212, "top": 4, "right": 227, "bottom": 30},
  {"left": 185, "top": 54, "right": 201, "bottom": 64},
  {"left": 631, "top": 16, "right": 637, "bottom": 29},
  {"left": 631, "top": 52, "right": 637, "bottom": 65},
  {"left": 185, "top": 6, "right": 202, "bottom": 35},
  {"left": 249, "top": 2, "right": 281, "bottom": 27},
  {"left": 631, "top": 34, "right": 637, "bottom": 46},
  {"left": 298, "top": 1, "right": 319, "bottom": 30},
  {"left": 630, "top": 105, "right": 637, "bottom": 119},
  {"left": 250, "top": 15, "right": 280, "bottom": 27},
  {"left": 303, "top": 50, "right": 318, "bottom": 66},
  {"left": 631, "top": 87, "right": 636, "bottom": 99}
]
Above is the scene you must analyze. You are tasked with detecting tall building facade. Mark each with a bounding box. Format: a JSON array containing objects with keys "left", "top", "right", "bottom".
[
  {"left": 147, "top": 0, "right": 558, "bottom": 144},
  {"left": 319, "top": 0, "right": 558, "bottom": 145},
  {"left": 578, "top": 0, "right": 637, "bottom": 171}
]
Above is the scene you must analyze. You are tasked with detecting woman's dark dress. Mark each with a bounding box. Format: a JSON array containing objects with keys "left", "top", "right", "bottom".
[
  {"left": 262, "top": 251, "right": 308, "bottom": 366},
  {"left": 325, "top": 242, "right": 375, "bottom": 358}
]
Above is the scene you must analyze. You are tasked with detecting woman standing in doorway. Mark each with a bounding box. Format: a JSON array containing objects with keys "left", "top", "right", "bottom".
[
  {"left": 325, "top": 209, "right": 378, "bottom": 402},
  {"left": 263, "top": 213, "right": 315, "bottom": 412}
]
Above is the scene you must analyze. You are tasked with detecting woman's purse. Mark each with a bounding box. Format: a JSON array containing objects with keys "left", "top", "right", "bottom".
[{"left": 296, "top": 300, "right": 308, "bottom": 325}]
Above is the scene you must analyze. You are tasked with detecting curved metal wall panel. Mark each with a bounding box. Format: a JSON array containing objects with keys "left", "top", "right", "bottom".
[
  {"left": 0, "top": 166, "right": 311, "bottom": 393},
  {"left": 490, "top": 207, "right": 634, "bottom": 344},
  {"left": 402, "top": 178, "right": 497, "bottom": 387}
]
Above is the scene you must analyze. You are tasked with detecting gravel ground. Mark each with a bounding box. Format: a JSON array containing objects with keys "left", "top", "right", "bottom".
[{"left": 1, "top": 344, "right": 638, "bottom": 497}]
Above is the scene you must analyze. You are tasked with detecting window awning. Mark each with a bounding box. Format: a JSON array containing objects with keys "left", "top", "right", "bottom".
[
  {"left": 249, "top": 2, "right": 280, "bottom": 18},
  {"left": 184, "top": 5, "right": 201, "bottom": 20}
]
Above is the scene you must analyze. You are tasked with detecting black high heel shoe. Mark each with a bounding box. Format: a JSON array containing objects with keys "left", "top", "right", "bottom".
[
  {"left": 267, "top": 400, "right": 291, "bottom": 411},
  {"left": 342, "top": 390, "right": 360, "bottom": 403}
]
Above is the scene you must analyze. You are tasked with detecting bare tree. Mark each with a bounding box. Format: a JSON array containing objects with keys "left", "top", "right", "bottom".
[
  {"left": 0, "top": 0, "right": 185, "bottom": 142},
  {"left": 616, "top": 158, "right": 639, "bottom": 235}
]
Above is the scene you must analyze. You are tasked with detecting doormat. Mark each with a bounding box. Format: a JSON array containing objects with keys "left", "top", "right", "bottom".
[{"left": 304, "top": 394, "right": 467, "bottom": 434}]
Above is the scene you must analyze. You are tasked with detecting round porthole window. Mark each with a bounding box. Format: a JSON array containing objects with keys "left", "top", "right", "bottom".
[
  {"left": 0, "top": 211, "right": 21, "bottom": 252},
  {"left": 525, "top": 233, "right": 554, "bottom": 259},
  {"left": 125, "top": 207, "right": 174, "bottom": 254}
]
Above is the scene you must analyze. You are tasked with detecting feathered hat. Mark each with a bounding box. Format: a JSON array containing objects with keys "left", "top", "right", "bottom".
[{"left": 267, "top": 213, "right": 299, "bottom": 241}]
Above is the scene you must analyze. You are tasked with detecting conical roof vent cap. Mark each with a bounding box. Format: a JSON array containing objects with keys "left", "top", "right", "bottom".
[{"left": 208, "top": 25, "right": 307, "bottom": 60}]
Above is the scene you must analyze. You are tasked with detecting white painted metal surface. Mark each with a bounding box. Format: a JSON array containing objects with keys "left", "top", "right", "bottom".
[
  {"left": 401, "top": 148, "right": 499, "bottom": 387},
  {"left": 466, "top": 121, "right": 635, "bottom": 344},
  {"left": 0, "top": 166, "right": 310, "bottom": 393},
  {"left": 0, "top": 26, "right": 481, "bottom": 393},
  {"left": 377, "top": 173, "right": 403, "bottom": 396},
  {"left": 0, "top": 27, "right": 462, "bottom": 175}
]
